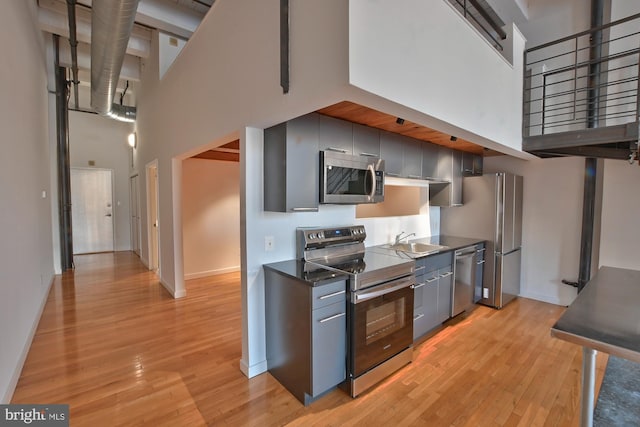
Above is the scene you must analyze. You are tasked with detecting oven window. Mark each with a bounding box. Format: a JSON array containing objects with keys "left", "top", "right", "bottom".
[
  {"left": 325, "top": 166, "right": 371, "bottom": 196},
  {"left": 366, "top": 298, "right": 406, "bottom": 344},
  {"left": 351, "top": 285, "right": 414, "bottom": 377}
]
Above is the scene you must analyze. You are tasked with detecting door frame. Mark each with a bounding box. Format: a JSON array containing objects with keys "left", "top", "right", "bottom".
[
  {"left": 129, "top": 173, "right": 141, "bottom": 256},
  {"left": 146, "top": 160, "right": 160, "bottom": 273}
]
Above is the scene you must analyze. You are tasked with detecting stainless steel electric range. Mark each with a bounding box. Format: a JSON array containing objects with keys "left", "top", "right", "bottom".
[{"left": 298, "top": 225, "right": 415, "bottom": 397}]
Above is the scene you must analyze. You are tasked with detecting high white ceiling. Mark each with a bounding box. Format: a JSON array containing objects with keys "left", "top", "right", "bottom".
[{"left": 37, "top": 0, "right": 212, "bottom": 111}]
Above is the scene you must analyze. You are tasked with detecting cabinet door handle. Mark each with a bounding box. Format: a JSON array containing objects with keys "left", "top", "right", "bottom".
[
  {"left": 359, "top": 152, "right": 379, "bottom": 158},
  {"left": 319, "top": 312, "right": 346, "bottom": 323},
  {"left": 477, "top": 260, "right": 486, "bottom": 265},
  {"left": 476, "top": 248, "right": 486, "bottom": 253},
  {"left": 440, "top": 272, "right": 453, "bottom": 278},
  {"left": 325, "top": 147, "right": 348, "bottom": 153},
  {"left": 319, "top": 290, "right": 346, "bottom": 300},
  {"left": 386, "top": 172, "right": 400, "bottom": 177},
  {"left": 414, "top": 313, "right": 425, "bottom": 321},
  {"left": 415, "top": 266, "right": 425, "bottom": 272},
  {"left": 412, "top": 282, "right": 426, "bottom": 289},
  {"left": 408, "top": 174, "right": 422, "bottom": 179},
  {"left": 290, "top": 207, "right": 319, "bottom": 212},
  {"left": 426, "top": 276, "right": 438, "bottom": 283}
]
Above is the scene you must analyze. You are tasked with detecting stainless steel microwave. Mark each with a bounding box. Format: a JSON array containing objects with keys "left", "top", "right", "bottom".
[{"left": 320, "top": 151, "right": 385, "bottom": 204}]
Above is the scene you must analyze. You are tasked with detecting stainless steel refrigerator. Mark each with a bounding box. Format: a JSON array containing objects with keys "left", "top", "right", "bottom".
[{"left": 441, "top": 172, "right": 523, "bottom": 309}]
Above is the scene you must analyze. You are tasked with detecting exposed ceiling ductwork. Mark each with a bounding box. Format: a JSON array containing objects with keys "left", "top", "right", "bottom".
[{"left": 90, "top": 0, "right": 140, "bottom": 122}]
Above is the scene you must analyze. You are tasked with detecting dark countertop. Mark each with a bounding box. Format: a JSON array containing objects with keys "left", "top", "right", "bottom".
[
  {"left": 263, "top": 259, "right": 349, "bottom": 287},
  {"left": 368, "top": 235, "right": 486, "bottom": 259},
  {"left": 551, "top": 266, "right": 640, "bottom": 363}
]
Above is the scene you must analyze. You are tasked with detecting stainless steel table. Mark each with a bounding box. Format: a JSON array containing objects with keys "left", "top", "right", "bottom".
[{"left": 551, "top": 266, "right": 640, "bottom": 427}]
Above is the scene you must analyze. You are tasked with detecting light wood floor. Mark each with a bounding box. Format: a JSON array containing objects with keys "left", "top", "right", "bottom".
[{"left": 12, "top": 252, "right": 607, "bottom": 426}]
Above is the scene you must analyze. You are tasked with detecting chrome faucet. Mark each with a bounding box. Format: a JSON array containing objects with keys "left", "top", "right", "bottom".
[{"left": 394, "top": 231, "right": 416, "bottom": 245}]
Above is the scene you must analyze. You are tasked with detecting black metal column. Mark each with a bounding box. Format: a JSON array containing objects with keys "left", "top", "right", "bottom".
[
  {"left": 578, "top": 0, "right": 606, "bottom": 292},
  {"left": 55, "top": 35, "right": 74, "bottom": 270}
]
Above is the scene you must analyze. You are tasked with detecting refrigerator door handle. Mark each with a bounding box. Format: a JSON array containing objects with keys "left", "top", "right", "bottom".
[{"left": 497, "top": 247, "right": 521, "bottom": 256}]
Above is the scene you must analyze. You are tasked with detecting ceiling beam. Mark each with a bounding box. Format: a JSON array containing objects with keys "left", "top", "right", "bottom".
[
  {"left": 39, "top": 0, "right": 151, "bottom": 58},
  {"left": 76, "top": 0, "right": 204, "bottom": 39}
]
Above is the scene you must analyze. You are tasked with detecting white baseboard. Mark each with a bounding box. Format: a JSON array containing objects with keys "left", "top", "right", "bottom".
[
  {"left": 184, "top": 266, "right": 241, "bottom": 280},
  {"left": 240, "top": 358, "right": 268, "bottom": 379},
  {"left": 159, "top": 277, "right": 186, "bottom": 299},
  {"left": 140, "top": 255, "right": 150, "bottom": 269},
  {"left": 2, "top": 274, "right": 55, "bottom": 404}
]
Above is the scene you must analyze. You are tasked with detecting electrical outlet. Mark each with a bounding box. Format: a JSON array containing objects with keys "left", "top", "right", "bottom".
[
  {"left": 483, "top": 288, "right": 489, "bottom": 299},
  {"left": 265, "top": 236, "right": 275, "bottom": 251}
]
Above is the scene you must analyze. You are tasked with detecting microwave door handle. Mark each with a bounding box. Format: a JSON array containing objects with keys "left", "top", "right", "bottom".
[{"left": 367, "top": 164, "right": 376, "bottom": 199}]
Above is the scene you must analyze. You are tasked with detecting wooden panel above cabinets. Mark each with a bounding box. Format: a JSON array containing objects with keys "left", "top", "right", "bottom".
[{"left": 317, "top": 101, "right": 487, "bottom": 155}]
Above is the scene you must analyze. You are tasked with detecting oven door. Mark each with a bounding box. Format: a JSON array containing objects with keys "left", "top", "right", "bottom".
[
  {"left": 320, "top": 151, "right": 384, "bottom": 204},
  {"left": 350, "top": 275, "right": 414, "bottom": 377}
]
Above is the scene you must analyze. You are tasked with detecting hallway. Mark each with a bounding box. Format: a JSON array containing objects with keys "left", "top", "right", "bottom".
[{"left": 11, "top": 252, "right": 606, "bottom": 426}]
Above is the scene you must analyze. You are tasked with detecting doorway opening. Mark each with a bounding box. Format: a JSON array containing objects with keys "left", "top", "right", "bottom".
[{"left": 130, "top": 174, "right": 141, "bottom": 256}]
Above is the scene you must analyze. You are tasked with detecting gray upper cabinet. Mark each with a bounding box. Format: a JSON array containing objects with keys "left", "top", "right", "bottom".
[
  {"left": 264, "top": 113, "right": 319, "bottom": 212},
  {"left": 462, "top": 152, "right": 483, "bottom": 176},
  {"left": 422, "top": 143, "right": 439, "bottom": 180},
  {"left": 429, "top": 148, "right": 463, "bottom": 206},
  {"left": 353, "top": 124, "right": 380, "bottom": 158},
  {"left": 318, "top": 115, "right": 353, "bottom": 154},
  {"left": 379, "top": 131, "right": 404, "bottom": 177},
  {"left": 402, "top": 137, "right": 423, "bottom": 179}
]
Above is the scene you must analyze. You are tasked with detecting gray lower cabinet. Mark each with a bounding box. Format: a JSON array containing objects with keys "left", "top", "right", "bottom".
[
  {"left": 413, "top": 252, "right": 453, "bottom": 340},
  {"left": 264, "top": 269, "right": 346, "bottom": 405},
  {"left": 264, "top": 113, "right": 319, "bottom": 212},
  {"left": 474, "top": 243, "right": 486, "bottom": 302}
]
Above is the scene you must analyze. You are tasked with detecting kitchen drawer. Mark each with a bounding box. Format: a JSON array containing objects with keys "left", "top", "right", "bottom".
[
  {"left": 312, "top": 280, "right": 347, "bottom": 309},
  {"left": 419, "top": 252, "right": 453, "bottom": 272}
]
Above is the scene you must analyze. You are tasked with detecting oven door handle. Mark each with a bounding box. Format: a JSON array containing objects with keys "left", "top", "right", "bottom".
[{"left": 352, "top": 276, "right": 414, "bottom": 304}]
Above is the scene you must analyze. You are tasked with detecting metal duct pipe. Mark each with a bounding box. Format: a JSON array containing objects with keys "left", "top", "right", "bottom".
[
  {"left": 90, "top": 0, "right": 139, "bottom": 122},
  {"left": 66, "top": 0, "right": 80, "bottom": 109}
]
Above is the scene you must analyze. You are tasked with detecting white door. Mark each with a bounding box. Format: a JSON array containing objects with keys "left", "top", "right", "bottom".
[
  {"left": 130, "top": 175, "right": 141, "bottom": 255},
  {"left": 71, "top": 168, "right": 115, "bottom": 254}
]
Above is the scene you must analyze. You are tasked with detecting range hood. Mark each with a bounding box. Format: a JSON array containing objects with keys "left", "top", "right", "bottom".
[{"left": 385, "top": 176, "right": 449, "bottom": 188}]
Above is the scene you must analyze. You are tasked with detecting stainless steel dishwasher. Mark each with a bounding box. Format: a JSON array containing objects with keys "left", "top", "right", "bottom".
[{"left": 452, "top": 246, "right": 477, "bottom": 317}]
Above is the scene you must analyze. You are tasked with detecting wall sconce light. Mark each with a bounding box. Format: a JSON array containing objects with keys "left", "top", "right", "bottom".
[
  {"left": 450, "top": 136, "right": 458, "bottom": 142},
  {"left": 128, "top": 132, "right": 137, "bottom": 148},
  {"left": 396, "top": 117, "right": 405, "bottom": 125}
]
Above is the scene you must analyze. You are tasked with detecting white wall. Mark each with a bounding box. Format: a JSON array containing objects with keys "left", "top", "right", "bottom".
[
  {"left": 182, "top": 158, "right": 240, "bottom": 278},
  {"left": 348, "top": 0, "right": 526, "bottom": 153},
  {"left": 599, "top": 159, "right": 640, "bottom": 269},
  {"left": 0, "top": 1, "right": 55, "bottom": 403},
  {"left": 69, "top": 111, "right": 134, "bottom": 252},
  {"left": 158, "top": 32, "right": 186, "bottom": 80}
]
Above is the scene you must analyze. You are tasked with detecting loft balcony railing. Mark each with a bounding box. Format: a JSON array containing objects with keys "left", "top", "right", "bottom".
[
  {"left": 448, "top": 0, "right": 507, "bottom": 54},
  {"left": 523, "top": 13, "right": 640, "bottom": 155}
]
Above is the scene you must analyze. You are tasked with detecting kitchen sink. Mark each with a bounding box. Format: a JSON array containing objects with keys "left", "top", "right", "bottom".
[{"left": 385, "top": 242, "right": 447, "bottom": 255}]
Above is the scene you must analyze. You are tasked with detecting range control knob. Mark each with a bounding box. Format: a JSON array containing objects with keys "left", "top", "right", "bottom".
[
  {"left": 309, "top": 233, "right": 316, "bottom": 239},
  {"left": 318, "top": 232, "right": 324, "bottom": 239}
]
